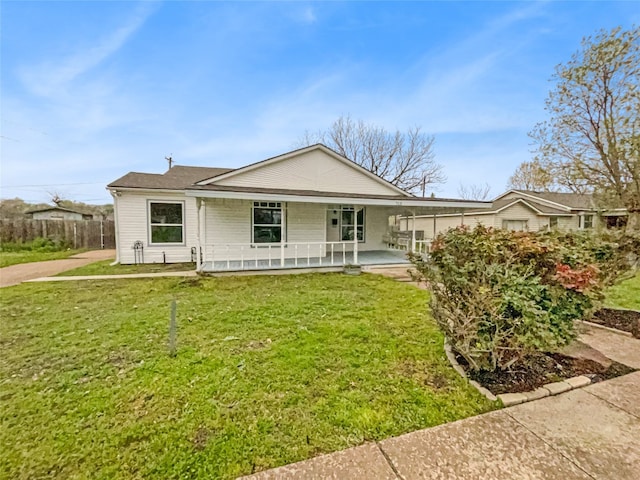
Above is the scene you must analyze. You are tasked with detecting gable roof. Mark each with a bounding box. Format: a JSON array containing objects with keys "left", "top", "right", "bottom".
[
  {"left": 26, "top": 206, "right": 90, "bottom": 215},
  {"left": 466, "top": 198, "right": 570, "bottom": 215},
  {"left": 108, "top": 165, "right": 233, "bottom": 190},
  {"left": 196, "top": 144, "right": 412, "bottom": 197},
  {"left": 496, "top": 190, "right": 595, "bottom": 211}
]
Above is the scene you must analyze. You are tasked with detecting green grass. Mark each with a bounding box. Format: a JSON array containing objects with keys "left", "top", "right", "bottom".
[
  {"left": 0, "top": 274, "right": 495, "bottom": 479},
  {"left": 605, "top": 271, "right": 640, "bottom": 310},
  {"left": 0, "top": 249, "right": 85, "bottom": 268},
  {"left": 57, "top": 259, "right": 196, "bottom": 276}
]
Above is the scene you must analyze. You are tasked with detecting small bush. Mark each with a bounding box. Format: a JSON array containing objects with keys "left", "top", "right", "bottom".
[{"left": 411, "top": 226, "right": 636, "bottom": 372}]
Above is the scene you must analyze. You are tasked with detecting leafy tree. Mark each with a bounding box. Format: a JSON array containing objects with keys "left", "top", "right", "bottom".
[
  {"left": 298, "top": 115, "right": 445, "bottom": 193},
  {"left": 530, "top": 26, "right": 640, "bottom": 232},
  {"left": 506, "top": 159, "right": 558, "bottom": 192}
]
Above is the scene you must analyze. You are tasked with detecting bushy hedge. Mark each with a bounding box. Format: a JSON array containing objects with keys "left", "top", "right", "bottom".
[
  {"left": 410, "top": 226, "right": 637, "bottom": 372},
  {"left": 0, "top": 237, "right": 71, "bottom": 253}
]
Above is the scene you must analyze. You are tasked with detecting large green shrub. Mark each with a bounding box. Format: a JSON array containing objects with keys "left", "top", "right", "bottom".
[
  {"left": 0, "top": 237, "right": 71, "bottom": 253},
  {"left": 411, "top": 225, "right": 636, "bottom": 372}
]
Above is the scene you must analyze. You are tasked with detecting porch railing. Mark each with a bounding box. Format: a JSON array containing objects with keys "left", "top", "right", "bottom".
[
  {"left": 200, "top": 241, "right": 355, "bottom": 271},
  {"left": 384, "top": 235, "right": 431, "bottom": 254}
]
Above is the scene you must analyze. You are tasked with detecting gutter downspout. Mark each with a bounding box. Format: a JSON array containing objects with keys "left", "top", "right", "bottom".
[
  {"left": 109, "top": 190, "right": 120, "bottom": 265},
  {"left": 109, "top": 190, "right": 120, "bottom": 266}
]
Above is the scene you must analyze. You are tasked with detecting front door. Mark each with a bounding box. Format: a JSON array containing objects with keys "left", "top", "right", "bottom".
[{"left": 326, "top": 207, "right": 340, "bottom": 243}]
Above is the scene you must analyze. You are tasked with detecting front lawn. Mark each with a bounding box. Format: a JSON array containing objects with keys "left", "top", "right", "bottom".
[
  {"left": 0, "top": 274, "right": 495, "bottom": 479},
  {"left": 604, "top": 271, "right": 640, "bottom": 310},
  {"left": 57, "top": 259, "right": 196, "bottom": 276},
  {"left": 0, "top": 249, "right": 85, "bottom": 268}
]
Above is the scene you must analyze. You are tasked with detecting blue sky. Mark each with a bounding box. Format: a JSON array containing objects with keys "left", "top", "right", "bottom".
[{"left": 1, "top": 1, "right": 638, "bottom": 204}]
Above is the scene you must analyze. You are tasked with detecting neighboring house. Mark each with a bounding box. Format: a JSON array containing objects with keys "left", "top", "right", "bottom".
[
  {"left": 27, "top": 206, "right": 93, "bottom": 221},
  {"left": 398, "top": 189, "right": 628, "bottom": 239},
  {"left": 107, "top": 144, "right": 487, "bottom": 272}
]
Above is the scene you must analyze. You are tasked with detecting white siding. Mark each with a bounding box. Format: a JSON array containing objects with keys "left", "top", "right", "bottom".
[
  {"left": 115, "top": 192, "right": 198, "bottom": 264},
  {"left": 212, "top": 149, "right": 401, "bottom": 196},
  {"left": 494, "top": 203, "right": 544, "bottom": 231}
]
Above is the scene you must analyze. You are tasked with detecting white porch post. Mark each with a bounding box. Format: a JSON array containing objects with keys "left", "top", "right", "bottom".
[
  {"left": 196, "top": 198, "right": 203, "bottom": 270},
  {"left": 411, "top": 210, "right": 416, "bottom": 252},
  {"left": 353, "top": 204, "right": 359, "bottom": 265},
  {"left": 280, "top": 204, "right": 285, "bottom": 267},
  {"left": 202, "top": 200, "right": 207, "bottom": 267}
]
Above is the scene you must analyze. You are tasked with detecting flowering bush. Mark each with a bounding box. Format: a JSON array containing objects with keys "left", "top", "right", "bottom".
[{"left": 410, "top": 225, "right": 636, "bottom": 372}]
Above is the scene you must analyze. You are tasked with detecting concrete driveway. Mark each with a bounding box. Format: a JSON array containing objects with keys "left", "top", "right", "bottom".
[{"left": 0, "top": 249, "right": 115, "bottom": 288}]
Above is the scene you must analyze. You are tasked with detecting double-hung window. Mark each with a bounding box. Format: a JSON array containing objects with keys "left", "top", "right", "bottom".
[
  {"left": 149, "top": 202, "right": 184, "bottom": 244},
  {"left": 253, "top": 202, "right": 283, "bottom": 243},
  {"left": 341, "top": 206, "right": 365, "bottom": 242},
  {"left": 581, "top": 214, "right": 594, "bottom": 229}
]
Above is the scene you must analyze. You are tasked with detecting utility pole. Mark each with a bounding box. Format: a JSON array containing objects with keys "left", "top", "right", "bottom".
[{"left": 165, "top": 155, "right": 174, "bottom": 169}]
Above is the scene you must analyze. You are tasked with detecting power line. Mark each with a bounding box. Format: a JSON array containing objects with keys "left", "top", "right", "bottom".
[{"left": 0, "top": 182, "right": 107, "bottom": 188}]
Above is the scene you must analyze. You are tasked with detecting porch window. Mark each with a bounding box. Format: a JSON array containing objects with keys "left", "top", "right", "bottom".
[
  {"left": 149, "top": 201, "right": 184, "bottom": 244},
  {"left": 253, "top": 202, "right": 283, "bottom": 243},
  {"left": 341, "top": 206, "right": 365, "bottom": 242}
]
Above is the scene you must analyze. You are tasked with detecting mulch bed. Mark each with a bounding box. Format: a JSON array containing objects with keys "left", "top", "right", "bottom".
[
  {"left": 590, "top": 308, "right": 640, "bottom": 338},
  {"left": 459, "top": 352, "right": 635, "bottom": 395}
]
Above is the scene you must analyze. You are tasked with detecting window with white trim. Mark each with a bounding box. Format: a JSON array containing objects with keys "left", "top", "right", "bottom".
[
  {"left": 549, "top": 217, "right": 558, "bottom": 229},
  {"left": 149, "top": 202, "right": 184, "bottom": 244},
  {"left": 341, "top": 206, "right": 365, "bottom": 242},
  {"left": 502, "top": 219, "right": 528, "bottom": 231},
  {"left": 581, "top": 214, "right": 594, "bottom": 229},
  {"left": 253, "top": 202, "right": 284, "bottom": 243}
]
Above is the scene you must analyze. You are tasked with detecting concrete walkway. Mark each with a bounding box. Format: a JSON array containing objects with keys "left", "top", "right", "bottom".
[
  {"left": 26, "top": 270, "right": 197, "bottom": 282},
  {"left": 0, "top": 249, "right": 116, "bottom": 288},
  {"left": 242, "top": 325, "right": 640, "bottom": 479}
]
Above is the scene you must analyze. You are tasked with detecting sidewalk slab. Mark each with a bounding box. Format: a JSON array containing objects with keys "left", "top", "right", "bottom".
[
  {"left": 239, "top": 443, "right": 397, "bottom": 480},
  {"left": 579, "top": 326, "right": 640, "bottom": 368},
  {"left": 584, "top": 371, "right": 640, "bottom": 418},
  {"left": 507, "top": 388, "right": 640, "bottom": 480},
  {"left": 378, "top": 410, "right": 591, "bottom": 479}
]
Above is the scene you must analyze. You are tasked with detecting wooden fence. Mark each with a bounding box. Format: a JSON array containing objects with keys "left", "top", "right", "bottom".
[{"left": 0, "top": 219, "right": 115, "bottom": 249}]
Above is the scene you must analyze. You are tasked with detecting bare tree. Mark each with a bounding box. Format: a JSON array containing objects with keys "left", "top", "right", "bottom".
[
  {"left": 506, "top": 159, "right": 559, "bottom": 192},
  {"left": 48, "top": 191, "right": 65, "bottom": 207},
  {"left": 530, "top": 26, "right": 640, "bottom": 232},
  {"left": 298, "top": 115, "right": 445, "bottom": 194},
  {"left": 457, "top": 183, "right": 492, "bottom": 200}
]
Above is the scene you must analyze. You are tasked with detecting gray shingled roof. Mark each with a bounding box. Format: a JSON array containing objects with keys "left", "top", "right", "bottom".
[
  {"left": 26, "top": 206, "right": 90, "bottom": 215},
  {"left": 108, "top": 166, "right": 233, "bottom": 190},
  {"left": 186, "top": 183, "right": 485, "bottom": 204},
  {"left": 512, "top": 190, "right": 595, "bottom": 210},
  {"left": 465, "top": 198, "right": 569, "bottom": 215}
]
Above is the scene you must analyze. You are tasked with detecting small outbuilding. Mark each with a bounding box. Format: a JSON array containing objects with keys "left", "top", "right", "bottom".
[{"left": 27, "top": 206, "right": 93, "bottom": 221}]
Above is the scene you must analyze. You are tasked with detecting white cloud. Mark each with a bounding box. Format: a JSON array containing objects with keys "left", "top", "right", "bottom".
[{"left": 17, "top": 2, "right": 157, "bottom": 98}]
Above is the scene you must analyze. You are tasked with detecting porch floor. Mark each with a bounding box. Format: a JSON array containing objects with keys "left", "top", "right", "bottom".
[{"left": 200, "top": 249, "right": 411, "bottom": 273}]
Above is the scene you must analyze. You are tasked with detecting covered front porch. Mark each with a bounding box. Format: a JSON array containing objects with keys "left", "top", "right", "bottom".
[{"left": 187, "top": 187, "right": 488, "bottom": 274}]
